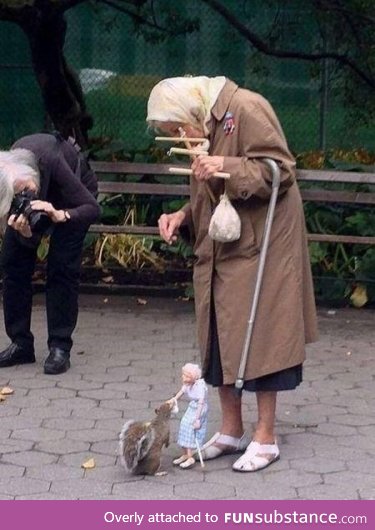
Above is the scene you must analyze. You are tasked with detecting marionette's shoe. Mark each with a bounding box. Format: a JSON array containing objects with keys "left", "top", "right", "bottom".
[
  {"left": 173, "top": 455, "right": 190, "bottom": 465},
  {"left": 0, "top": 343, "right": 35, "bottom": 367},
  {"left": 179, "top": 457, "right": 195, "bottom": 469},
  {"left": 196, "top": 432, "right": 251, "bottom": 461},
  {"left": 44, "top": 347, "right": 70, "bottom": 375},
  {"left": 232, "top": 440, "right": 280, "bottom": 472}
]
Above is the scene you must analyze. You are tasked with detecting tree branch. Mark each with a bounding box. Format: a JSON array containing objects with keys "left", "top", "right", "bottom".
[
  {"left": 97, "top": 0, "right": 197, "bottom": 36},
  {"left": 97, "top": 0, "right": 169, "bottom": 32},
  {"left": 312, "top": 0, "right": 375, "bottom": 26},
  {"left": 201, "top": 0, "right": 375, "bottom": 89}
]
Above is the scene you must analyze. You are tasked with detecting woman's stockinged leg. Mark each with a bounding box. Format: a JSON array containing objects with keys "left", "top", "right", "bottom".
[
  {"left": 198, "top": 386, "right": 249, "bottom": 459},
  {"left": 253, "top": 391, "right": 277, "bottom": 444},
  {"left": 218, "top": 386, "right": 244, "bottom": 437},
  {"left": 232, "top": 390, "right": 280, "bottom": 472}
]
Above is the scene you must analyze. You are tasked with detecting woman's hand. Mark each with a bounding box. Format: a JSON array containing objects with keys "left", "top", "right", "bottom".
[
  {"left": 30, "top": 200, "right": 65, "bottom": 223},
  {"left": 191, "top": 155, "right": 224, "bottom": 181},
  {"left": 158, "top": 210, "right": 186, "bottom": 245},
  {"left": 7, "top": 213, "right": 32, "bottom": 238}
]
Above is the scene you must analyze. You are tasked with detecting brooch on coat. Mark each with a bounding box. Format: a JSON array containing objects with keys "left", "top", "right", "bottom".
[{"left": 223, "top": 111, "right": 235, "bottom": 135}]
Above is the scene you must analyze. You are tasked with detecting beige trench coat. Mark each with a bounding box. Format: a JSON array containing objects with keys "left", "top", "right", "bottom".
[{"left": 181, "top": 80, "right": 318, "bottom": 384}]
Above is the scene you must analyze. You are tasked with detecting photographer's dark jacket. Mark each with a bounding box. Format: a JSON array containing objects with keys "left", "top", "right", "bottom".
[{"left": 12, "top": 133, "right": 100, "bottom": 228}]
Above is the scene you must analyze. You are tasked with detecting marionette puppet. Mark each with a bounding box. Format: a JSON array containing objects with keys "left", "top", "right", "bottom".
[{"left": 168, "top": 363, "right": 208, "bottom": 469}]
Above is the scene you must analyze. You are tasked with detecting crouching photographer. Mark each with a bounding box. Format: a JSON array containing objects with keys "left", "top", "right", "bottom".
[{"left": 0, "top": 133, "right": 100, "bottom": 374}]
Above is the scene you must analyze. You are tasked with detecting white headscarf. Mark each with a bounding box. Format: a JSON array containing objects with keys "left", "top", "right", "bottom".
[{"left": 147, "top": 76, "right": 226, "bottom": 135}]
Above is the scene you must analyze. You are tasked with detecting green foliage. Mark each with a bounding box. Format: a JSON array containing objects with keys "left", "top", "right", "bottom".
[
  {"left": 301, "top": 152, "right": 375, "bottom": 305},
  {"left": 36, "top": 236, "right": 49, "bottom": 262},
  {"left": 160, "top": 239, "right": 194, "bottom": 261}
]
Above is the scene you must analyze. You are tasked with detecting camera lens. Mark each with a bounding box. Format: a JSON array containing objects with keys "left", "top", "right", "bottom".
[{"left": 27, "top": 210, "right": 52, "bottom": 234}]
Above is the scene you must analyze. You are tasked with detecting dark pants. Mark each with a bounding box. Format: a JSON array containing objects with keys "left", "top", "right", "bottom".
[{"left": 1, "top": 224, "right": 87, "bottom": 352}]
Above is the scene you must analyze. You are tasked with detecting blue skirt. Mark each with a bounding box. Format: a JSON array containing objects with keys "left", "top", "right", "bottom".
[{"left": 177, "top": 401, "right": 208, "bottom": 449}]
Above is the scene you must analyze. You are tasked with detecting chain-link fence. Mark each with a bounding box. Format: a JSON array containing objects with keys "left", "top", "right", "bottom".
[{"left": 0, "top": 1, "right": 373, "bottom": 155}]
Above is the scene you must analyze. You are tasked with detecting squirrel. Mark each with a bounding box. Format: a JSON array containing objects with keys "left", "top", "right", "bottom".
[{"left": 119, "top": 401, "right": 173, "bottom": 475}]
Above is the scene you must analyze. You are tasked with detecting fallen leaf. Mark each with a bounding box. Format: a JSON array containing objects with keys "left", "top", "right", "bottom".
[
  {"left": 0, "top": 395, "right": 6, "bottom": 402},
  {"left": 0, "top": 386, "right": 14, "bottom": 395},
  {"left": 102, "top": 275, "right": 114, "bottom": 283},
  {"left": 350, "top": 285, "right": 368, "bottom": 308},
  {"left": 81, "top": 458, "right": 96, "bottom": 469},
  {"left": 76, "top": 351, "right": 85, "bottom": 356},
  {"left": 136, "top": 298, "right": 147, "bottom": 305}
]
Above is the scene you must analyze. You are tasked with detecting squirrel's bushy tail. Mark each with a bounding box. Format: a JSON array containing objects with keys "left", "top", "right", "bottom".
[{"left": 119, "top": 420, "right": 156, "bottom": 472}]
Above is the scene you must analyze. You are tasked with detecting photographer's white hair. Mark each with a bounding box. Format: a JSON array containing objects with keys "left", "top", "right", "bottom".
[
  {"left": 0, "top": 148, "right": 40, "bottom": 218},
  {"left": 182, "top": 363, "right": 202, "bottom": 380}
]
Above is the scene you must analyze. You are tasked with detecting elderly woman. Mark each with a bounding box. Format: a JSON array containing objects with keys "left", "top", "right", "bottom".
[{"left": 147, "top": 76, "right": 318, "bottom": 472}]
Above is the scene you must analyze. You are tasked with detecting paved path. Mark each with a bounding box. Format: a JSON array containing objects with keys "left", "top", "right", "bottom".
[{"left": 0, "top": 294, "right": 374, "bottom": 500}]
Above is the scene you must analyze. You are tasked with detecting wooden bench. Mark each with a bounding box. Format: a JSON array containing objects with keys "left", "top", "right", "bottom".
[{"left": 90, "top": 161, "right": 375, "bottom": 245}]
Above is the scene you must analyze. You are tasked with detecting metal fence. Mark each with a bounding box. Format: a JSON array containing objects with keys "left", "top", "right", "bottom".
[{"left": 0, "top": 1, "right": 373, "bottom": 155}]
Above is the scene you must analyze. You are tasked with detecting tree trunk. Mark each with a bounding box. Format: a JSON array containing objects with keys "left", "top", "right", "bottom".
[{"left": 20, "top": 5, "right": 92, "bottom": 148}]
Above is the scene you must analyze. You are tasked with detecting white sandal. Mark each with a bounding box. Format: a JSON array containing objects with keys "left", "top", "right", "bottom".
[
  {"left": 179, "top": 457, "right": 195, "bottom": 469},
  {"left": 196, "top": 432, "right": 251, "bottom": 460},
  {"left": 232, "top": 440, "right": 280, "bottom": 472},
  {"left": 173, "top": 455, "right": 189, "bottom": 466}
]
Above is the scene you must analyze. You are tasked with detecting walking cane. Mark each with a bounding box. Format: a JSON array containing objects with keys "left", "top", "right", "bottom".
[
  {"left": 194, "top": 432, "right": 205, "bottom": 469},
  {"left": 234, "top": 158, "right": 281, "bottom": 395}
]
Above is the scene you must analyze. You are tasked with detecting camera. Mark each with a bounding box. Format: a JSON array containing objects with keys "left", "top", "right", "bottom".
[{"left": 10, "top": 189, "right": 52, "bottom": 234}]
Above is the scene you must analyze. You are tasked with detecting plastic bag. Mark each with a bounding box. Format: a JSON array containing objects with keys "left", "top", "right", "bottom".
[{"left": 208, "top": 192, "right": 241, "bottom": 242}]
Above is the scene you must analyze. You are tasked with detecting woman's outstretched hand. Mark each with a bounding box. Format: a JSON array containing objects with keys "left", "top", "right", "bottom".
[{"left": 158, "top": 210, "right": 186, "bottom": 245}]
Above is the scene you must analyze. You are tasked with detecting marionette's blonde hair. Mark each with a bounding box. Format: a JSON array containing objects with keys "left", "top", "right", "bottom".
[
  {"left": 0, "top": 148, "right": 39, "bottom": 218},
  {"left": 182, "top": 363, "right": 202, "bottom": 380}
]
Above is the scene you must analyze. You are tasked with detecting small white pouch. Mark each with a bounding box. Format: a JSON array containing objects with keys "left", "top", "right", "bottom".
[{"left": 208, "top": 192, "right": 241, "bottom": 243}]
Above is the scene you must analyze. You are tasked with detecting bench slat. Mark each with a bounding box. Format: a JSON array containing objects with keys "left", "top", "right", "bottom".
[
  {"left": 89, "top": 225, "right": 375, "bottom": 246},
  {"left": 89, "top": 224, "right": 159, "bottom": 235},
  {"left": 96, "top": 183, "right": 375, "bottom": 204},
  {"left": 300, "top": 189, "right": 375, "bottom": 205},
  {"left": 297, "top": 169, "right": 375, "bottom": 184},
  {"left": 98, "top": 181, "right": 190, "bottom": 196},
  {"left": 92, "top": 162, "right": 375, "bottom": 185},
  {"left": 91, "top": 162, "right": 173, "bottom": 175},
  {"left": 308, "top": 234, "right": 375, "bottom": 245}
]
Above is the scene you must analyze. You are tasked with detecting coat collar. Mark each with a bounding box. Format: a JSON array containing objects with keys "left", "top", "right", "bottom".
[{"left": 211, "top": 79, "right": 239, "bottom": 122}]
